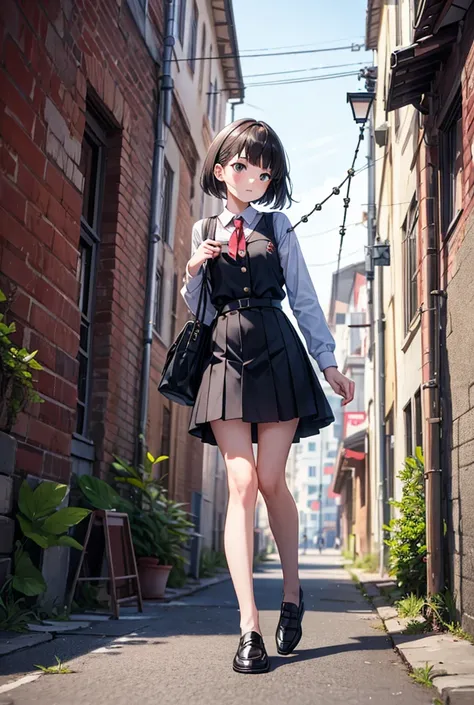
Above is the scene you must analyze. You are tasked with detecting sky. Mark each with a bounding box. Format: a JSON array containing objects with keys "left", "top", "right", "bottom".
[{"left": 230, "top": 0, "right": 373, "bottom": 315}]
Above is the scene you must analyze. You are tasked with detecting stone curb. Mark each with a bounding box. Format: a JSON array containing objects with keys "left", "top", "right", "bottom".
[{"left": 350, "top": 568, "right": 474, "bottom": 705}]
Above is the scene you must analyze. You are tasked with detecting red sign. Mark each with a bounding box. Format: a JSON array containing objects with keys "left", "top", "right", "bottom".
[
  {"left": 343, "top": 411, "right": 366, "bottom": 437},
  {"left": 310, "top": 500, "right": 320, "bottom": 511},
  {"left": 324, "top": 465, "right": 334, "bottom": 475}
]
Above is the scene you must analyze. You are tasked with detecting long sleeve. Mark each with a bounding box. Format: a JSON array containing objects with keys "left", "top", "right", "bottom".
[
  {"left": 274, "top": 212, "right": 338, "bottom": 372},
  {"left": 180, "top": 221, "right": 217, "bottom": 326}
]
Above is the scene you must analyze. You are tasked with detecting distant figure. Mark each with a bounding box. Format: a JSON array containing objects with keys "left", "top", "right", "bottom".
[
  {"left": 318, "top": 535, "right": 325, "bottom": 554},
  {"left": 334, "top": 536, "right": 341, "bottom": 550},
  {"left": 302, "top": 532, "right": 308, "bottom": 555}
]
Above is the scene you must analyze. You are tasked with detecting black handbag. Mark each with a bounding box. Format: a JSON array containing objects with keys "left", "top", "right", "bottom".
[{"left": 158, "top": 217, "right": 217, "bottom": 406}]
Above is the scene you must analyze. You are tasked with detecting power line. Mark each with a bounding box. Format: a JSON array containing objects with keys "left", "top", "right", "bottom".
[
  {"left": 245, "top": 71, "right": 360, "bottom": 89},
  {"left": 174, "top": 42, "right": 364, "bottom": 63},
  {"left": 243, "top": 62, "right": 366, "bottom": 79},
  {"left": 298, "top": 221, "right": 364, "bottom": 239},
  {"left": 308, "top": 246, "right": 363, "bottom": 268},
  {"left": 239, "top": 37, "right": 365, "bottom": 53}
]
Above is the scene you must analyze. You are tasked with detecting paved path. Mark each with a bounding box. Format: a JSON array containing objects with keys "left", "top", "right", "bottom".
[{"left": 0, "top": 551, "right": 434, "bottom": 705}]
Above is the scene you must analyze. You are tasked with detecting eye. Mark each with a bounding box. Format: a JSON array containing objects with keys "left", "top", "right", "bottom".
[
  {"left": 260, "top": 173, "right": 271, "bottom": 182},
  {"left": 232, "top": 163, "right": 246, "bottom": 173}
]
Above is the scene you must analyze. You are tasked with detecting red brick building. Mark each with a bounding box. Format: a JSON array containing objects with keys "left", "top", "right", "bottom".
[{"left": 0, "top": 0, "right": 242, "bottom": 520}]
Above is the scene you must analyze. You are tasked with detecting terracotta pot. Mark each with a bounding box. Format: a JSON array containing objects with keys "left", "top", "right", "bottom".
[
  {"left": 137, "top": 557, "right": 159, "bottom": 568},
  {"left": 138, "top": 560, "right": 172, "bottom": 599}
]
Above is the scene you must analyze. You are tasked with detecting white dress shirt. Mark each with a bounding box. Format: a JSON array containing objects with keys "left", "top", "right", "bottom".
[{"left": 180, "top": 204, "right": 337, "bottom": 372}]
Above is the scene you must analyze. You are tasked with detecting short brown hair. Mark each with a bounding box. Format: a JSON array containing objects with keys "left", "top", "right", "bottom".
[{"left": 200, "top": 118, "right": 293, "bottom": 210}]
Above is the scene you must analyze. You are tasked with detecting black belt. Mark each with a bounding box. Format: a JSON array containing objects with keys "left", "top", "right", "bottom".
[{"left": 219, "top": 298, "right": 283, "bottom": 314}]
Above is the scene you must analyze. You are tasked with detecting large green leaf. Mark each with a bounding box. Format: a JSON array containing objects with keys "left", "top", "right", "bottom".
[
  {"left": 114, "top": 477, "right": 145, "bottom": 490},
  {"left": 12, "top": 550, "right": 47, "bottom": 596},
  {"left": 17, "top": 514, "right": 49, "bottom": 549},
  {"left": 0, "top": 289, "right": 6, "bottom": 302},
  {"left": 31, "top": 482, "right": 69, "bottom": 519},
  {"left": 54, "top": 535, "right": 84, "bottom": 551},
  {"left": 77, "top": 475, "right": 121, "bottom": 511},
  {"left": 18, "top": 481, "right": 36, "bottom": 521},
  {"left": 42, "top": 507, "right": 90, "bottom": 535}
]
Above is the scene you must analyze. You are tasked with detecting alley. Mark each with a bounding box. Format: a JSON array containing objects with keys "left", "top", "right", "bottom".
[{"left": 0, "top": 552, "right": 432, "bottom": 705}]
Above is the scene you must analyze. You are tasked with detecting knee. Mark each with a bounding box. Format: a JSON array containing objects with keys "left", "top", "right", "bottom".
[
  {"left": 257, "top": 470, "right": 285, "bottom": 500},
  {"left": 228, "top": 469, "right": 258, "bottom": 506}
]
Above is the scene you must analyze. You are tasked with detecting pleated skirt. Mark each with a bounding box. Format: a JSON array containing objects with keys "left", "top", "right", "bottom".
[{"left": 189, "top": 307, "right": 335, "bottom": 446}]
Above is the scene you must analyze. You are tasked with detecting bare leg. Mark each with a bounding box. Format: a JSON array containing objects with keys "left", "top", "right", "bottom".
[
  {"left": 256, "top": 419, "right": 301, "bottom": 606},
  {"left": 211, "top": 419, "right": 260, "bottom": 635}
]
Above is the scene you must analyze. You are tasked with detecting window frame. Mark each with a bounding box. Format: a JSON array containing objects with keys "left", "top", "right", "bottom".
[
  {"left": 187, "top": 2, "right": 198, "bottom": 73},
  {"left": 440, "top": 94, "right": 463, "bottom": 240},
  {"left": 403, "top": 400, "right": 413, "bottom": 457},
  {"left": 402, "top": 195, "right": 419, "bottom": 334},
  {"left": 75, "top": 116, "right": 107, "bottom": 439},
  {"left": 160, "top": 158, "right": 174, "bottom": 246},
  {"left": 177, "top": 0, "right": 187, "bottom": 45},
  {"left": 198, "top": 24, "right": 207, "bottom": 94}
]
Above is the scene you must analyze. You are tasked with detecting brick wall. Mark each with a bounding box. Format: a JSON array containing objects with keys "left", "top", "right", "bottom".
[
  {"left": 0, "top": 0, "right": 204, "bottom": 507},
  {"left": 422, "top": 12, "right": 474, "bottom": 634}
]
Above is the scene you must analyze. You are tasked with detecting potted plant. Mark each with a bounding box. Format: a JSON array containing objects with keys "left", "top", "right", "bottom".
[{"left": 0, "top": 288, "right": 43, "bottom": 473}]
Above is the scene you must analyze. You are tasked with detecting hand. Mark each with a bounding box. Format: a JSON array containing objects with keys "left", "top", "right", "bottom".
[
  {"left": 323, "top": 367, "right": 355, "bottom": 407},
  {"left": 188, "top": 239, "right": 222, "bottom": 277}
]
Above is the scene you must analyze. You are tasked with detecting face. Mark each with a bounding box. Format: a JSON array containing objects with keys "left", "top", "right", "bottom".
[{"left": 213, "top": 154, "right": 272, "bottom": 203}]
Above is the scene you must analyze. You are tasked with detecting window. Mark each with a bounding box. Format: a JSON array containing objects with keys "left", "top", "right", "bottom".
[
  {"left": 386, "top": 409, "right": 395, "bottom": 506},
  {"left": 404, "top": 401, "right": 413, "bottom": 456},
  {"left": 307, "top": 485, "right": 318, "bottom": 495},
  {"left": 207, "top": 79, "right": 213, "bottom": 119},
  {"left": 171, "top": 272, "right": 178, "bottom": 340},
  {"left": 160, "top": 159, "right": 174, "bottom": 245},
  {"left": 160, "top": 406, "right": 171, "bottom": 490},
  {"left": 198, "top": 24, "right": 206, "bottom": 93},
  {"left": 308, "top": 442, "right": 316, "bottom": 452},
  {"left": 335, "top": 313, "right": 345, "bottom": 325},
  {"left": 402, "top": 195, "right": 419, "bottom": 332},
  {"left": 187, "top": 3, "right": 198, "bottom": 73},
  {"left": 414, "top": 388, "right": 423, "bottom": 450},
  {"left": 211, "top": 78, "right": 218, "bottom": 128},
  {"left": 441, "top": 96, "right": 463, "bottom": 237},
  {"left": 76, "top": 119, "right": 106, "bottom": 437},
  {"left": 177, "top": 0, "right": 186, "bottom": 45},
  {"left": 308, "top": 466, "right": 317, "bottom": 478},
  {"left": 154, "top": 268, "right": 164, "bottom": 335}
]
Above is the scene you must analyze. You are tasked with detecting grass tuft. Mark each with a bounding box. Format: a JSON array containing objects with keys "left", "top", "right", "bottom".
[
  {"left": 410, "top": 663, "right": 434, "bottom": 688},
  {"left": 35, "top": 656, "right": 73, "bottom": 675}
]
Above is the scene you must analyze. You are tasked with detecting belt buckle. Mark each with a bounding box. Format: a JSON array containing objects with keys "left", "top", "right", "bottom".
[{"left": 238, "top": 298, "right": 250, "bottom": 309}]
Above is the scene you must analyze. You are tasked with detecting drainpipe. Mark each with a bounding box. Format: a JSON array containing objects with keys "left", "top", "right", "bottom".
[
  {"left": 366, "top": 101, "right": 387, "bottom": 576},
  {"left": 423, "top": 151, "right": 444, "bottom": 595},
  {"left": 136, "top": 0, "right": 176, "bottom": 468}
]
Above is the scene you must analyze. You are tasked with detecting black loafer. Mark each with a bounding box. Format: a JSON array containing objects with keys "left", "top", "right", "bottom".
[
  {"left": 233, "top": 631, "right": 270, "bottom": 674},
  {"left": 275, "top": 586, "right": 305, "bottom": 655}
]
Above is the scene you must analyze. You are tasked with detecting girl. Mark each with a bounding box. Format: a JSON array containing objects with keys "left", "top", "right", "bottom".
[{"left": 181, "top": 118, "right": 354, "bottom": 674}]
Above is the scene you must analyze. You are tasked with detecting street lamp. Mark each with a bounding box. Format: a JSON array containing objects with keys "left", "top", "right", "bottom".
[{"left": 346, "top": 91, "right": 374, "bottom": 124}]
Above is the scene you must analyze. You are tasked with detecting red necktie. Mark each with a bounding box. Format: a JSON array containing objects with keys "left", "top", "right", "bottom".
[{"left": 228, "top": 217, "right": 246, "bottom": 260}]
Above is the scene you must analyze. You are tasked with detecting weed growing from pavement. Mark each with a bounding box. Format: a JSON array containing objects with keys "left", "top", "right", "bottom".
[
  {"left": 403, "top": 619, "right": 432, "bottom": 635},
  {"left": 410, "top": 663, "right": 434, "bottom": 688},
  {"left": 370, "top": 621, "right": 386, "bottom": 631},
  {"left": 397, "top": 593, "right": 425, "bottom": 618},
  {"left": 35, "top": 656, "right": 73, "bottom": 674}
]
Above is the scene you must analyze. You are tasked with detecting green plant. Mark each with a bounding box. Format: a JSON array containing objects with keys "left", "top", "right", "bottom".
[
  {"left": 35, "top": 656, "right": 72, "bottom": 674},
  {"left": 384, "top": 447, "right": 427, "bottom": 596},
  {"left": 112, "top": 451, "right": 169, "bottom": 510},
  {"left": 199, "top": 547, "right": 220, "bottom": 577},
  {"left": 76, "top": 475, "right": 124, "bottom": 511},
  {"left": 0, "top": 288, "right": 43, "bottom": 432},
  {"left": 353, "top": 553, "right": 379, "bottom": 573},
  {"left": 397, "top": 593, "right": 425, "bottom": 618},
  {"left": 410, "top": 663, "right": 434, "bottom": 687},
  {"left": 403, "top": 619, "right": 431, "bottom": 635},
  {"left": 17, "top": 480, "right": 91, "bottom": 553},
  {"left": 0, "top": 579, "right": 37, "bottom": 632},
  {"left": 10, "top": 481, "right": 91, "bottom": 598}
]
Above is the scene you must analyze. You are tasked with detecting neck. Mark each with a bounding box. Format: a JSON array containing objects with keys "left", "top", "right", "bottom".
[{"left": 226, "top": 192, "right": 250, "bottom": 214}]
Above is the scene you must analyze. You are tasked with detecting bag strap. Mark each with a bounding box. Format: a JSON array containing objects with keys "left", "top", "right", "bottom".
[{"left": 194, "top": 216, "right": 218, "bottom": 323}]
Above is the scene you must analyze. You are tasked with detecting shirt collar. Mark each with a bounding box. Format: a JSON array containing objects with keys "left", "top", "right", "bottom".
[{"left": 218, "top": 204, "right": 259, "bottom": 228}]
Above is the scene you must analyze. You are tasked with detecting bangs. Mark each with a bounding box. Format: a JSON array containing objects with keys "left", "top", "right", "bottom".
[
  {"left": 200, "top": 118, "right": 293, "bottom": 210},
  {"left": 225, "top": 124, "right": 283, "bottom": 178}
]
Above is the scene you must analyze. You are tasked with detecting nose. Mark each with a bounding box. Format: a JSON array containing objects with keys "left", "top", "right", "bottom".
[{"left": 248, "top": 177, "right": 255, "bottom": 184}]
